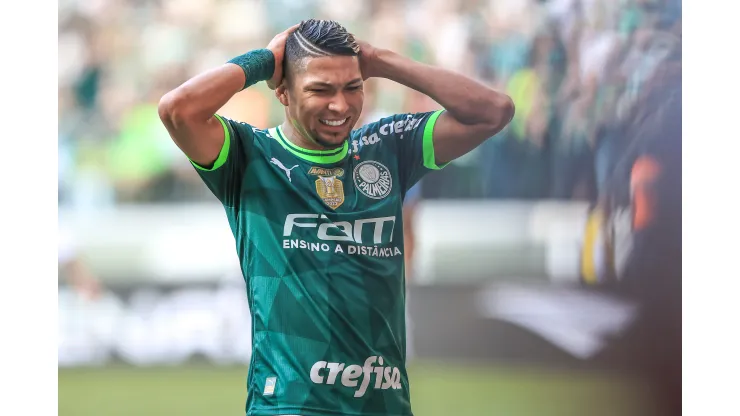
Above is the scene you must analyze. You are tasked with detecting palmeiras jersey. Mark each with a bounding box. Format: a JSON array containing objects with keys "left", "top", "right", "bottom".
[{"left": 191, "top": 110, "right": 445, "bottom": 416}]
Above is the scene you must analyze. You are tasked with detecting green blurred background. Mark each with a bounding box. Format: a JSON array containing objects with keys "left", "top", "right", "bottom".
[
  {"left": 59, "top": 362, "right": 655, "bottom": 416},
  {"left": 59, "top": 0, "right": 681, "bottom": 415}
]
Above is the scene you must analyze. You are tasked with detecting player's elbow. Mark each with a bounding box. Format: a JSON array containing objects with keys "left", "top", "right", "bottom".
[
  {"left": 463, "top": 91, "right": 515, "bottom": 137},
  {"left": 487, "top": 93, "right": 515, "bottom": 134},
  {"left": 158, "top": 90, "right": 182, "bottom": 127},
  {"left": 500, "top": 95, "right": 516, "bottom": 126},
  {"left": 158, "top": 89, "right": 200, "bottom": 130}
]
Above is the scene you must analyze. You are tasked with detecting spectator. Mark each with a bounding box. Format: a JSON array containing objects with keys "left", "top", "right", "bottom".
[{"left": 58, "top": 0, "right": 680, "bottom": 207}]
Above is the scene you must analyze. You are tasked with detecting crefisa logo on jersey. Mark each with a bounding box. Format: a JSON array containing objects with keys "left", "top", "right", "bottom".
[
  {"left": 353, "top": 161, "right": 392, "bottom": 200},
  {"left": 310, "top": 356, "right": 402, "bottom": 398},
  {"left": 309, "top": 167, "right": 346, "bottom": 210}
]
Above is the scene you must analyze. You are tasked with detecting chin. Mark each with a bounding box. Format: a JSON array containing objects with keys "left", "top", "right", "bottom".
[
  {"left": 312, "top": 125, "right": 352, "bottom": 149},
  {"left": 315, "top": 133, "right": 348, "bottom": 149}
]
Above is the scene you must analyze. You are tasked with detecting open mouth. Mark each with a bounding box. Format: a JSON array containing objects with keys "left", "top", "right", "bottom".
[{"left": 320, "top": 117, "right": 350, "bottom": 127}]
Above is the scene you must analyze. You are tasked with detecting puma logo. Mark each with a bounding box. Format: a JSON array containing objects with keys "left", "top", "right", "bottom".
[{"left": 270, "top": 158, "right": 299, "bottom": 182}]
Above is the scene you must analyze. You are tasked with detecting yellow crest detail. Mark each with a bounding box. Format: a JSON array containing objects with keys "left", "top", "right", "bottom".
[{"left": 315, "top": 176, "right": 345, "bottom": 209}]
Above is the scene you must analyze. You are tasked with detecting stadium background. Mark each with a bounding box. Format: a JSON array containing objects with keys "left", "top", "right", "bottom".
[{"left": 58, "top": 0, "right": 681, "bottom": 415}]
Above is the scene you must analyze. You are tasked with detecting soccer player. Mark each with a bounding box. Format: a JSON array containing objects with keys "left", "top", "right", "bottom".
[{"left": 158, "top": 19, "right": 514, "bottom": 416}]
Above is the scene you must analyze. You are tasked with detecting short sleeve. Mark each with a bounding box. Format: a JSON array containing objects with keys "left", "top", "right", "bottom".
[
  {"left": 391, "top": 110, "right": 447, "bottom": 193},
  {"left": 190, "top": 114, "right": 255, "bottom": 207}
]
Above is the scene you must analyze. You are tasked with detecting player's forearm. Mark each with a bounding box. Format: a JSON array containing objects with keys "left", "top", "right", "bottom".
[
  {"left": 158, "top": 64, "right": 245, "bottom": 125},
  {"left": 373, "top": 49, "right": 513, "bottom": 128}
]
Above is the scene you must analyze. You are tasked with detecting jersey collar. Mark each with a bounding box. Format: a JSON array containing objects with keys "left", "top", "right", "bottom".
[{"left": 269, "top": 125, "right": 349, "bottom": 165}]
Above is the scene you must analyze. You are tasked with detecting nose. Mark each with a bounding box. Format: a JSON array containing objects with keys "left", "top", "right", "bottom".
[{"left": 327, "top": 92, "right": 349, "bottom": 114}]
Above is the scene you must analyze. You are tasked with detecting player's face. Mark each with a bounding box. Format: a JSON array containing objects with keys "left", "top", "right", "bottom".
[{"left": 288, "top": 55, "right": 364, "bottom": 149}]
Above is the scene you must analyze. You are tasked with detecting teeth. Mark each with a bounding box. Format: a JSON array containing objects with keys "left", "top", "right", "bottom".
[{"left": 321, "top": 118, "right": 348, "bottom": 127}]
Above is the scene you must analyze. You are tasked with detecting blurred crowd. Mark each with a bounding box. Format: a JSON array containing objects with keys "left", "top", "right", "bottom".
[{"left": 58, "top": 0, "right": 681, "bottom": 209}]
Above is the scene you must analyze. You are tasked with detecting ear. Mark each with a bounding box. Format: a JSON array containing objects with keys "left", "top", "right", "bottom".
[{"left": 275, "top": 82, "right": 289, "bottom": 107}]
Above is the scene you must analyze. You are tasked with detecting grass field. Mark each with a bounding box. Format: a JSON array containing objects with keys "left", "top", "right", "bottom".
[{"left": 59, "top": 361, "right": 656, "bottom": 416}]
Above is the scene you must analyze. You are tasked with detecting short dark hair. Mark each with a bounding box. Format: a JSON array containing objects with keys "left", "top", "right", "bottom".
[{"left": 284, "top": 19, "right": 360, "bottom": 80}]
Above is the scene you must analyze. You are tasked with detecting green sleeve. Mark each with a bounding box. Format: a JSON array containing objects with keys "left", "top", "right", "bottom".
[
  {"left": 189, "top": 114, "right": 254, "bottom": 207},
  {"left": 392, "top": 110, "right": 448, "bottom": 192},
  {"left": 190, "top": 115, "right": 232, "bottom": 171}
]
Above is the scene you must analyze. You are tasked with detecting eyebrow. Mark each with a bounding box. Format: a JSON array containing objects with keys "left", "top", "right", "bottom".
[{"left": 305, "top": 79, "right": 363, "bottom": 89}]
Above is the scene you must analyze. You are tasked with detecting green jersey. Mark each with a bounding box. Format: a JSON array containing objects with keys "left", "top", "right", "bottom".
[{"left": 191, "top": 110, "right": 445, "bottom": 416}]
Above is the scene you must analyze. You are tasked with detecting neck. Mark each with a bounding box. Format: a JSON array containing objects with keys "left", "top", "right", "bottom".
[{"left": 280, "top": 117, "right": 341, "bottom": 151}]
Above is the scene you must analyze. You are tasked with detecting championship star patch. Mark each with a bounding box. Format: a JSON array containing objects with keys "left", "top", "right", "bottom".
[{"left": 308, "top": 167, "right": 345, "bottom": 209}]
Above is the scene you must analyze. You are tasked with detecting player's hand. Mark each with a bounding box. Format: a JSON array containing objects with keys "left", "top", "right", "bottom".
[
  {"left": 357, "top": 40, "right": 382, "bottom": 80},
  {"left": 266, "top": 23, "right": 300, "bottom": 90}
]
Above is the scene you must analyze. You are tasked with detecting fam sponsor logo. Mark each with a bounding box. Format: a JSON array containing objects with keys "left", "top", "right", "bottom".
[{"left": 282, "top": 214, "right": 403, "bottom": 258}]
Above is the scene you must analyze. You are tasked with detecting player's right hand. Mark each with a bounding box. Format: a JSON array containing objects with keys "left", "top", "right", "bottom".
[{"left": 266, "top": 23, "right": 300, "bottom": 90}]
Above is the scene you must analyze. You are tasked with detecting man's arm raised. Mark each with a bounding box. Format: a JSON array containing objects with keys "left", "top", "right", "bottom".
[
  {"left": 158, "top": 65, "right": 246, "bottom": 167},
  {"left": 359, "top": 42, "right": 515, "bottom": 165},
  {"left": 158, "top": 24, "right": 298, "bottom": 167}
]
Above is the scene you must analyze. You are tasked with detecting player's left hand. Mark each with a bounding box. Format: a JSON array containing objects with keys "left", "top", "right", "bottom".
[{"left": 357, "top": 40, "right": 381, "bottom": 80}]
